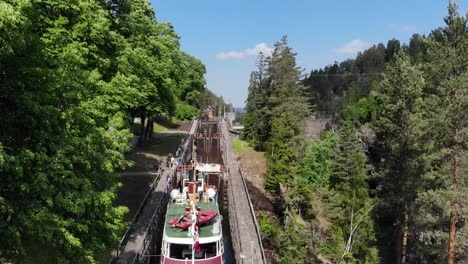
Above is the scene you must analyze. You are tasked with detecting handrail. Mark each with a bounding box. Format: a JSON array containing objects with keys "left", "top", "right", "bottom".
[
  {"left": 221, "top": 120, "right": 243, "bottom": 261},
  {"left": 110, "top": 169, "right": 161, "bottom": 262},
  {"left": 238, "top": 165, "right": 267, "bottom": 264},
  {"left": 221, "top": 118, "right": 266, "bottom": 264},
  {"left": 131, "top": 184, "right": 170, "bottom": 264}
]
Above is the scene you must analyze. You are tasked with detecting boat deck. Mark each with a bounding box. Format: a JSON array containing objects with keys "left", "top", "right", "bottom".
[{"left": 165, "top": 201, "right": 221, "bottom": 239}]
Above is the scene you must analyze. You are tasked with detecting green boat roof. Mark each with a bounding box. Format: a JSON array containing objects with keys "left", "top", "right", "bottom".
[{"left": 164, "top": 201, "right": 221, "bottom": 239}]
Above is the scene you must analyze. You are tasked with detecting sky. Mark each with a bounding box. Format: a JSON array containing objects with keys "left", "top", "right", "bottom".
[{"left": 150, "top": 0, "right": 467, "bottom": 107}]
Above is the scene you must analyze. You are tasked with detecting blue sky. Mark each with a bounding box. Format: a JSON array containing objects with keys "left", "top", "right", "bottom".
[{"left": 150, "top": 0, "right": 467, "bottom": 107}]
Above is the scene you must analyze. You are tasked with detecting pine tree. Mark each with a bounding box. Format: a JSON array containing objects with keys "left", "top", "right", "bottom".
[
  {"left": 326, "top": 123, "right": 378, "bottom": 263},
  {"left": 411, "top": 2, "right": 467, "bottom": 263},
  {"left": 243, "top": 53, "right": 271, "bottom": 150},
  {"left": 279, "top": 216, "right": 310, "bottom": 264},
  {"left": 371, "top": 50, "right": 425, "bottom": 263},
  {"left": 265, "top": 36, "right": 310, "bottom": 193}
]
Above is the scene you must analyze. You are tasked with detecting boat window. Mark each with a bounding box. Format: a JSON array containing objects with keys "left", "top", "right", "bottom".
[
  {"left": 200, "top": 242, "right": 217, "bottom": 259},
  {"left": 169, "top": 244, "right": 191, "bottom": 259},
  {"left": 169, "top": 242, "right": 217, "bottom": 260}
]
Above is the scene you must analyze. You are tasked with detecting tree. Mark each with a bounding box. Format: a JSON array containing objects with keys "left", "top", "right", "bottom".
[
  {"left": 407, "top": 33, "right": 428, "bottom": 64},
  {"left": 0, "top": 0, "right": 205, "bottom": 262},
  {"left": 385, "top": 38, "right": 401, "bottom": 62},
  {"left": 175, "top": 52, "right": 207, "bottom": 106},
  {"left": 411, "top": 2, "right": 467, "bottom": 263},
  {"left": 265, "top": 36, "right": 310, "bottom": 192},
  {"left": 243, "top": 52, "right": 272, "bottom": 150},
  {"left": 372, "top": 50, "right": 426, "bottom": 263},
  {"left": 326, "top": 123, "right": 378, "bottom": 263},
  {"left": 0, "top": 0, "right": 132, "bottom": 262},
  {"left": 108, "top": 0, "right": 185, "bottom": 141},
  {"left": 279, "top": 216, "right": 310, "bottom": 264},
  {"left": 301, "top": 132, "right": 335, "bottom": 188}
]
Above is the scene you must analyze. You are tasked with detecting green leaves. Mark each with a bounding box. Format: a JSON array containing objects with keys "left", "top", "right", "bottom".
[
  {"left": 0, "top": 0, "right": 204, "bottom": 262},
  {"left": 175, "top": 103, "right": 199, "bottom": 121},
  {"left": 301, "top": 132, "right": 335, "bottom": 188}
]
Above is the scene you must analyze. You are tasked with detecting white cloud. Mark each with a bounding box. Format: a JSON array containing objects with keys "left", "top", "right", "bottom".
[
  {"left": 389, "top": 24, "right": 417, "bottom": 32},
  {"left": 333, "top": 39, "right": 370, "bottom": 54},
  {"left": 216, "top": 43, "right": 273, "bottom": 60}
]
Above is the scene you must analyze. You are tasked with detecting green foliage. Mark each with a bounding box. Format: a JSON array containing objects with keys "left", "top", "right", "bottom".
[
  {"left": 264, "top": 36, "right": 310, "bottom": 192},
  {"left": 409, "top": 2, "right": 468, "bottom": 262},
  {"left": 303, "top": 43, "right": 386, "bottom": 116},
  {"left": 279, "top": 217, "right": 310, "bottom": 264},
  {"left": 175, "top": 103, "right": 199, "bottom": 120},
  {"left": 341, "top": 96, "right": 378, "bottom": 125},
  {"left": 232, "top": 138, "right": 249, "bottom": 155},
  {"left": 244, "top": 4, "right": 468, "bottom": 264},
  {"left": 259, "top": 4, "right": 467, "bottom": 264},
  {"left": 197, "top": 89, "right": 230, "bottom": 114},
  {"left": 407, "top": 33, "right": 428, "bottom": 64},
  {"left": 242, "top": 53, "right": 271, "bottom": 151},
  {"left": 259, "top": 212, "right": 279, "bottom": 238},
  {"left": 301, "top": 132, "right": 336, "bottom": 188},
  {"left": 369, "top": 4, "right": 468, "bottom": 262},
  {"left": 0, "top": 0, "right": 205, "bottom": 262},
  {"left": 324, "top": 124, "right": 378, "bottom": 263},
  {"left": 174, "top": 52, "right": 207, "bottom": 106},
  {"left": 318, "top": 222, "right": 345, "bottom": 260},
  {"left": 385, "top": 38, "right": 401, "bottom": 62},
  {"left": 371, "top": 50, "right": 427, "bottom": 262}
]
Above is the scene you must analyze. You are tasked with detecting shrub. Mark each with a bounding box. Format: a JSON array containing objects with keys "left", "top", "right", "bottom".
[{"left": 175, "top": 104, "right": 199, "bottom": 120}]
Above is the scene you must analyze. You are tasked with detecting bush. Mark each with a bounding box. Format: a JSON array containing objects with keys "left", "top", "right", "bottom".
[
  {"left": 341, "top": 96, "right": 377, "bottom": 124},
  {"left": 259, "top": 211, "right": 275, "bottom": 237},
  {"left": 175, "top": 104, "right": 199, "bottom": 120}
]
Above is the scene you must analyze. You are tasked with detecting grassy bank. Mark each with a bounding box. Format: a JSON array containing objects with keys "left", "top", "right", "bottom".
[{"left": 232, "top": 138, "right": 250, "bottom": 155}]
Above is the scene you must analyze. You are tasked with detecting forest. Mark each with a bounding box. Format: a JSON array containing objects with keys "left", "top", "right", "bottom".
[
  {"left": 0, "top": 0, "right": 466, "bottom": 263},
  {"left": 0, "top": 0, "right": 229, "bottom": 262},
  {"left": 242, "top": 2, "right": 466, "bottom": 264}
]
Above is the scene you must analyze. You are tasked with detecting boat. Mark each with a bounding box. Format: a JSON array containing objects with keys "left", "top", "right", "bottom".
[{"left": 161, "top": 163, "right": 224, "bottom": 263}]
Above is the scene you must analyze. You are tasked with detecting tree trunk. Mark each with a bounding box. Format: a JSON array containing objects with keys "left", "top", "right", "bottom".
[
  {"left": 130, "top": 113, "right": 135, "bottom": 133},
  {"left": 143, "top": 117, "right": 152, "bottom": 142},
  {"left": 448, "top": 211, "right": 457, "bottom": 264},
  {"left": 140, "top": 114, "right": 146, "bottom": 137},
  {"left": 447, "top": 152, "right": 460, "bottom": 264},
  {"left": 149, "top": 120, "right": 154, "bottom": 139},
  {"left": 401, "top": 207, "right": 409, "bottom": 264}
]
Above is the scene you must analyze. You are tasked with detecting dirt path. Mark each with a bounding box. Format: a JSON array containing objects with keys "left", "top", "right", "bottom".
[
  {"left": 124, "top": 121, "right": 191, "bottom": 172},
  {"left": 100, "top": 122, "right": 191, "bottom": 263},
  {"left": 106, "top": 121, "right": 195, "bottom": 263}
]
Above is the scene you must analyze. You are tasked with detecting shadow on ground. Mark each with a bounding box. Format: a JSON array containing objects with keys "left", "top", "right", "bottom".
[
  {"left": 244, "top": 178, "right": 275, "bottom": 213},
  {"left": 137, "top": 133, "right": 185, "bottom": 156}
]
